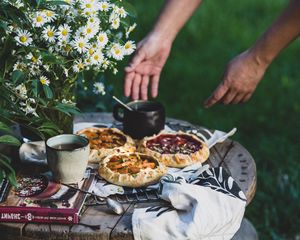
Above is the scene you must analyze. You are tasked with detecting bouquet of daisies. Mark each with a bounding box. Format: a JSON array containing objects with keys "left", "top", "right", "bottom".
[{"left": 0, "top": 0, "right": 136, "bottom": 137}]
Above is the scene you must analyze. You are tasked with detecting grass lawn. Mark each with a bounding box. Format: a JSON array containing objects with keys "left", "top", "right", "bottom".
[{"left": 89, "top": 0, "right": 300, "bottom": 238}]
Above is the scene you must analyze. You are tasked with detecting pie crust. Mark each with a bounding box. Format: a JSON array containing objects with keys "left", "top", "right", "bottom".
[
  {"left": 76, "top": 127, "right": 136, "bottom": 163},
  {"left": 98, "top": 152, "right": 167, "bottom": 187},
  {"left": 139, "top": 131, "right": 209, "bottom": 168}
]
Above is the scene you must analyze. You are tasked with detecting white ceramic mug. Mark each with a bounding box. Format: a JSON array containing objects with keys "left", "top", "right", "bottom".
[{"left": 46, "top": 134, "right": 90, "bottom": 183}]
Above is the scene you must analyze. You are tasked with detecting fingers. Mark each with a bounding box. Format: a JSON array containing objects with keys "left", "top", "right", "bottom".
[
  {"left": 125, "top": 49, "right": 146, "bottom": 72},
  {"left": 221, "top": 89, "right": 238, "bottom": 105},
  {"left": 131, "top": 74, "right": 142, "bottom": 100},
  {"left": 151, "top": 75, "right": 160, "bottom": 98},
  {"left": 140, "top": 75, "right": 150, "bottom": 100},
  {"left": 124, "top": 72, "right": 135, "bottom": 97},
  {"left": 204, "top": 82, "right": 229, "bottom": 108},
  {"left": 241, "top": 93, "right": 252, "bottom": 103},
  {"left": 231, "top": 93, "right": 245, "bottom": 104}
]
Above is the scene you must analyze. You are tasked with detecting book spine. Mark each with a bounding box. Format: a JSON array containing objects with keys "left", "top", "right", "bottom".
[{"left": 0, "top": 207, "right": 79, "bottom": 224}]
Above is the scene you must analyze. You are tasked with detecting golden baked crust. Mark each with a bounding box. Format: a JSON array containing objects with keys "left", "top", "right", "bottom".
[
  {"left": 139, "top": 131, "right": 209, "bottom": 168},
  {"left": 98, "top": 152, "right": 167, "bottom": 187},
  {"left": 76, "top": 127, "right": 136, "bottom": 163}
]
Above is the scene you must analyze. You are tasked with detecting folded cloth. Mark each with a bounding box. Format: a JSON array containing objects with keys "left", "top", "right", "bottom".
[{"left": 132, "top": 165, "right": 246, "bottom": 240}]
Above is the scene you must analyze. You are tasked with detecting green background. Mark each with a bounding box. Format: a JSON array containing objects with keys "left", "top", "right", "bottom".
[{"left": 87, "top": 0, "right": 300, "bottom": 238}]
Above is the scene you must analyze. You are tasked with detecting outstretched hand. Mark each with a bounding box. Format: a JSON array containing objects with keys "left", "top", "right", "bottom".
[
  {"left": 204, "top": 50, "right": 268, "bottom": 107},
  {"left": 124, "top": 33, "right": 172, "bottom": 100}
]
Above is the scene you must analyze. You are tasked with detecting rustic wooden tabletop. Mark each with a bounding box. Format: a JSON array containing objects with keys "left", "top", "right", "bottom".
[{"left": 0, "top": 112, "right": 258, "bottom": 240}]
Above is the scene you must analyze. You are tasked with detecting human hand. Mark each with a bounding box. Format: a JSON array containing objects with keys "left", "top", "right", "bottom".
[
  {"left": 204, "top": 50, "right": 268, "bottom": 107},
  {"left": 124, "top": 32, "right": 172, "bottom": 100}
]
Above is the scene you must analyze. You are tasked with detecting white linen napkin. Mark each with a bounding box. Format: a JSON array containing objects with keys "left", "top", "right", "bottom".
[{"left": 132, "top": 165, "right": 246, "bottom": 240}]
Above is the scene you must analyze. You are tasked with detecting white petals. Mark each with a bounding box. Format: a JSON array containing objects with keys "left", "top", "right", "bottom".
[
  {"left": 93, "top": 82, "right": 106, "bottom": 95},
  {"left": 15, "top": 29, "right": 33, "bottom": 46}
]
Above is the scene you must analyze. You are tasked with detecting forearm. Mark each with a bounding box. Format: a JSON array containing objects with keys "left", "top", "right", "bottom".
[
  {"left": 151, "top": 0, "right": 202, "bottom": 42},
  {"left": 250, "top": 0, "right": 300, "bottom": 67}
]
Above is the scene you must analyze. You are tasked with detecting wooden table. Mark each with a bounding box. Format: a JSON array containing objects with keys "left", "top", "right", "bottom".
[{"left": 0, "top": 113, "right": 258, "bottom": 240}]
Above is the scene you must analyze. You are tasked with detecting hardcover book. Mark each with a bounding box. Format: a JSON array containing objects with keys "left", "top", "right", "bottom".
[{"left": 0, "top": 168, "right": 95, "bottom": 224}]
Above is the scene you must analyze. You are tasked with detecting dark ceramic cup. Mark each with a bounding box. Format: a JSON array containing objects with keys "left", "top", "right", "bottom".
[{"left": 113, "top": 100, "right": 165, "bottom": 139}]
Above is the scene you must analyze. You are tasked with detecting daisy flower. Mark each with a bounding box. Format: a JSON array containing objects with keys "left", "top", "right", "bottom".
[
  {"left": 13, "top": 61, "right": 26, "bottom": 71},
  {"left": 87, "top": 46, "right": 95, "bottom": 56},
  {"left": 102, "top": 58, "right": 110, "bottom": 69},
  {"left": 90, "top": 50, "right": 104, "bottom": 65},
  {"left": 57, "top": 24, "right": 72, "bottom": 40},
  {"left": 74, "top": 26, "right": 85, "bottom": 39},
  {"left": 123, "top": 41, "right": 136, "bottom": 55},
  {"left": 114, "top": 6, "right": 127, "bottom": 18},
  {"left": 40, "top": 76, "right": 50, "bottom": 86},
  {"left": 82, "top": 24, "right": 98, "bottom": 39},
  {"left": 109, "top": 43, "right": 124, "bottom": 60},
  {"left": 73, "top": 60, "right": 85, "bottom": 73},
  {"left": 93, "top": 82, "right": 106, "bottom": 95},
  {"left": 96, "top": 32, "right": 108, "bottom": 47},
  {"left": 14, "top": 29, "right": 33, "bottom": 46},
  {"left": 81, "top": 0, "right": 99, "bottom": 14},
  {"left": 99, "top": 1, "right": 110, "bottom": 11},
  {"left": 87, "top": 17, "right": 100, "bottom": 27},
  {"left": 15, "top": 83, "right": 28, "bottom": 100},
  {"left": 26, "top": 53, "right": 42, "bottom": 65},
  {"left": 62, "top": 44, "right": 72, "bottom": 55},
  {"left": 110, "top": 17, "right": 120, "bottom": 29},
  {"left": 42, "top": 25, "right": 56, "bottom": 43},
  {"left": 44, "top": 10, "right": 57, "bottom": 22},
  {"left": 32, "top": 12, "right": 47, "bottom": 28},
  {"left": 72, "top": 37, "right": 89, "bottom": 53}
]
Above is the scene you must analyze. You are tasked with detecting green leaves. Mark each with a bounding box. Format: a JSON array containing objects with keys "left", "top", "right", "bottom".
[
  {"left": 54, "top": 103, "right": 80, "bottom": 116},
  {"left": 0, "top": 2, "right": 30, "bottom": 27},
  {"left": 0, "top": 135, "right": 21, "bottom": 146},
  {"left": 45, "top": 1, "right": 70, "bottom": 6},
  {"left": 41, "top": 52, "right": 64, "bottom": 65},
  {"left": 0, "top": 121, "right": 18, "bottom": 186},
  {"left": 0, "top": 122, "right": 13, "bottom": 134},
  {"left": 38, "top": 121, "right": 60, "bottom": 137},
  {"left": 0, "top": 156, "right": 17, "bottom": 186},
  {"left": 43, "top": 85, "right": 53, "bottom": 99},
  {"left": 31, "top": 79, "right": 39, "bottom": 97},
  {"left": 12, "top": 70, "right": 25, "bottom": 84}
]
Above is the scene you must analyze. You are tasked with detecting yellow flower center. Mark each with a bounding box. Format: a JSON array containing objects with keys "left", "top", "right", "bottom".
[
  {"left": 87, "top": 28, "right": 92, "bottom": 34},
  {"left": 125, "top": 43, "right": 130, "bottom": 49},
  {"left": 40, "top": 79, "right": 47, "bottom": 84},
  {"left": 47, "top": 31, "right": 54, "bottom": 37},
  {"left": 64, "top": 45, "right": 71, "bottom": 52},
  {"left": 86, "top": 3, "right": 91, "bottom": 8},
  {"left": 115, "top": 49, "right": 121, "bottom": 55},
  {"left": 99, "top": 36, "right": 104, "bottom": 42},
  {"left": 36, "top": 16, "right": 43, "bottom": 22},
  {"left": 20, "top": 36, "right": 27, "bottom": 42},
  {"left": 31, "top": 56, "right": 37, "bottom": 63},
  {"left": 89, "top": 49, "right": 94, "bottom": 55},
  {"left": 46, "top": 11, "right": 53, "bottom": 17},
  {"left": 78, "top": 42, "right": 84, "bottom": 48},
  {"left": 78, "top": 63, "right": 84, "bottom": 69},
  {"left": 102, "top": 4, "right": 107, "bottom": 9},
  {"left": 62, "top": 29, "right": 68, "bottom": 36},
  {"left": 94, "top": 55, "right": 99, "bottom": 60}
]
